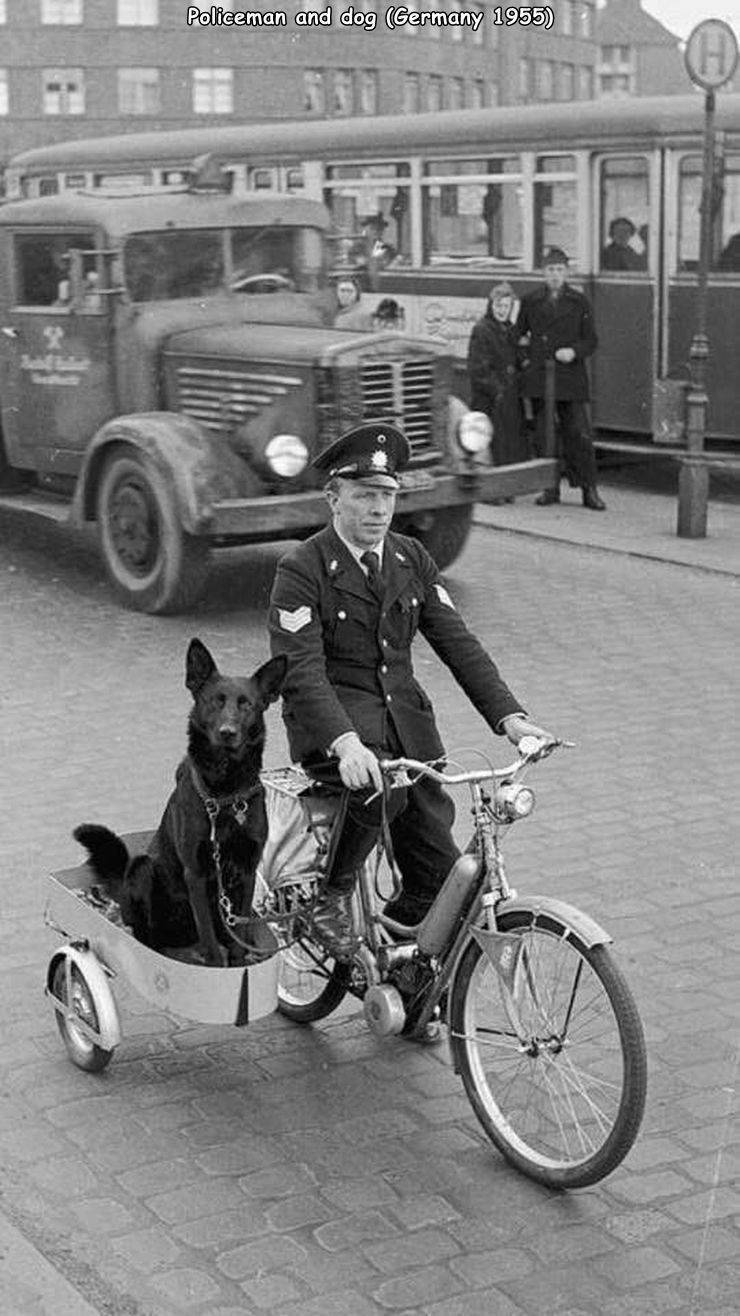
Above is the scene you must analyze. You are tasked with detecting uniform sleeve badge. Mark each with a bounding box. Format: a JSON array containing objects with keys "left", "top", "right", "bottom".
[
  {"left": 435, "top": 584, "right": 455, "bottom": 609},
  {"left": 278, "top": 605, "right": 312, "bottom": 632}
]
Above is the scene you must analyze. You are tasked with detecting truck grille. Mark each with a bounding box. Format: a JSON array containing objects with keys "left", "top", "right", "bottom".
[
  {"left": 359, "top": 359, "right": 435, "bottom": 458},
  {"left": 175, "top": 365, "right": 302, "bottom": 434}
]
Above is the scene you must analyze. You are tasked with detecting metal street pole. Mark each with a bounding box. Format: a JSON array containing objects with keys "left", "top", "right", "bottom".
[{"left": 677, "top": 89, "right": 714, "bottom": 538}]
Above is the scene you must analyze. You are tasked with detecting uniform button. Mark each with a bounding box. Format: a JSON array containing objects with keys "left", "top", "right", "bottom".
[
  {"left": 381, "top": 638, "right": 389, "bottom": 647},
  {"left": 411, "top": 597, "right": 418, "bottom": 606},
  {"left": 380, "top": 664, "right": 388, "bottom": 675},
  {"left": 337, "top": 610, "right": 347, "bottom": 620},
  {"left": 386, "top": 694, "right": 392, "bottom": 704}
]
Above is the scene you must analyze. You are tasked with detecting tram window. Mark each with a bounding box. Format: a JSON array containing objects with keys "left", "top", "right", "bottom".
[
  {"left": 324, "top": 162, "right": 412, "bottom": 265},
  {"left": 534, "top": 154, "right": 577, "bottom": 268},
  {"left": 422, "top": 156, "right": 523, "bottom": 267},
  {"left": 250, "top": 168, "right": 275, "bottom": 191},
  {"left": 714, "top": 155, "right": 740, "bottom": 272},
  {"left": 65, "top": 173, "right": 86, "bottom": 191},
  {"left": 677, "top": 155, "right": 740, "bottom": 273},
  {"left": 285, "top": 168, "right": 304, "bottom": 192},
  {"left": 39, "top": 176, "right": 59, "bottom": 197},
  {"left": 600, "top": 156, "right": 649, "bottom": 272},
  {"left": 14, "top": 232, "right": 94, "bottom": 306}
]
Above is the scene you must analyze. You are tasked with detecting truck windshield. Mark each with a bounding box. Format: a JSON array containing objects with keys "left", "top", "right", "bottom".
[{"left": 123, "top": 225, "right": 325, "bottom": 302}]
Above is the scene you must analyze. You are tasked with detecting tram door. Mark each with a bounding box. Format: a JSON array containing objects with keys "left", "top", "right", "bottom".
[
  {"left": 590, "top": 154, "right": 657, "bottom": 436},
  {"left": 664, "top": 150, "right": 740, "bottom": 443}
]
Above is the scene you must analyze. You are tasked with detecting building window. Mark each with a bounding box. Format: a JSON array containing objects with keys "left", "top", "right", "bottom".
[
  {"left": 537, "top": 61, "right": 554, "bottom": 100},
  {"left": 450, "top": 0, "right": 463, "bottom": 41},
  {"left": 118, "top": 67, "right": 159, "bottom": 115},
  {"left": 579, "top": 2, "right": 593, "bottom": 39},
  {"left": 428, "top": 0, "right": 441, "bottom": 40},
  {"left": 561, "top": 63, "right": 575, "bottom": 101},
  {"left": 403, "top": 73, "right": 420, "bottom": 114},
  {"left": 578, "top": 65, "right": 593, "bottom": 99},
  {"left": 43, "top": 69, "right": 85, "bottom": 114},
  {"left": 427, "top": 75, "right": 443, "bottom": 112},
  {"left": 0, "top": 69, "right": 7, "bottom": 115},
  {"left": 304, "top": 69, "right": 325, "bottom": 114},
  {"left": 117, "top": 0, "right": 158, "bottom": 24},
  {"left": 449, "top": 76, "right": 464, "bottom": 110},
  {"left": 333, "top": 70, "right": 353, "bottom": 115},
  {"left": 0, "top": 0, "right": 6, "bottom": 20},
  {"left": 471, "top": 79, "right": 485, "bottom": 108},
  {"left": 489, "top": 81, "right": 500, "bottom": 106},
  {"left": 192, "top": 68, "right": 233, "bottom": 114},
  {"left": 403, "top": 0, "right": 418, "bottom": 34},
  {"left": 41, "top": 0, "right": 82, "bottom": 21},
  {"left": 519, "top": 58, "right": 533, "bottom": 101},
  {"left": 561, "top": 0, "right": 573, "bottom": 35},
  {"left": 359, "top": 69, "right": 377, "bottom": 115},
  {"left": 472, "top": 6, "right": 484, "bottom": 44}
]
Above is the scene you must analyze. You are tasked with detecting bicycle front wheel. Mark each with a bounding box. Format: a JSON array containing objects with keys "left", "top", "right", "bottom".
[{"left": 449, "top": 910, "right": 647, "bottom": 1189}]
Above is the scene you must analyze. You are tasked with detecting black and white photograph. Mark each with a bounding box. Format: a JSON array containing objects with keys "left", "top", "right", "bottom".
[{"left": 1, "top": 2, "right": 739, "bottom": 1312}]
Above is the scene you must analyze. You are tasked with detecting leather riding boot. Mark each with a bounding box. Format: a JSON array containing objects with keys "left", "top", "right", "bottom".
[
  {"left": 582, "top": 486, "right": 607, "bottom": 511},
  {"left": 310, "top": 889, "right": 354, "bottom": 959},
  {"left": 536, "top": 485, "right": 560, "bottom": 506}
]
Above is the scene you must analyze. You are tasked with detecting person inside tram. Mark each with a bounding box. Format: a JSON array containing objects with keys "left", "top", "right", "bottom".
[
  {"left": 716, "top": 231, "right": 740, "bottom": 272},
  {"left": 601, "top": 217, "right": 646, "bottom": 272}
]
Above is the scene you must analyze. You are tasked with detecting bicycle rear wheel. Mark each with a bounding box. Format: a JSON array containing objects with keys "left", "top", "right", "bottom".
[
  {"left": 277, "top": 935, "right": 350, "bottom": 1023},
  {"left": 449, "top": 910, "right": 646, "bottom": 1189}
]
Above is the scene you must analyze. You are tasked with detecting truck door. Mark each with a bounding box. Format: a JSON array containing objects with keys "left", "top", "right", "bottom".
[{"left": 0, "top": 229, "right": 117, "bottom": 476}]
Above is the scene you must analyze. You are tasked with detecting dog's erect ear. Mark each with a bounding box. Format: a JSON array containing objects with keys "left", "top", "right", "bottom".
[
  {"left": 252, "top": 654, "right": 288, "bottom": 707},
  {"left": 186, "top": 638, "right": 218, "bottom": 695}
]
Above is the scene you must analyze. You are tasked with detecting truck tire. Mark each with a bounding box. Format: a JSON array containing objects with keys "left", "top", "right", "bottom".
[
  {"left": 96, "top": 449, "right": 209, "bottom": 614},
  {"left": 398, "top": 504, "right": 473, "bottom": 571}
]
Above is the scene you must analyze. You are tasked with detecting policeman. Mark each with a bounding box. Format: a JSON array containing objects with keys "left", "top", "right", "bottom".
[{"left": 268, "top": 421, "right": 552, "bottom": 954}]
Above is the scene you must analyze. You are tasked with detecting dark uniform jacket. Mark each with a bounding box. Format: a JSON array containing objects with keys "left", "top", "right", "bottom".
[
  {"left": 516, "top": 283, "right": 597, "bottom": 402},
  {"left": 268, "top": 525, "right": 522, "bottom": 764},
  {"left": 467, "top": 310, "right": 525, "bottom": 467}
]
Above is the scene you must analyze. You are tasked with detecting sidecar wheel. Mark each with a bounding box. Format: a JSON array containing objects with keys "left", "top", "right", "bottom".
[{"left": 51, "top": 959, "right": 116, "bottom": 1073}]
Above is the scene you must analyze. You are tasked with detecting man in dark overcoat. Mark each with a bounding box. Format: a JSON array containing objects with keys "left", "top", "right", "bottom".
[
  {"left": 268, "top": 422, "right": 552, "bottom": 954},
  {"left": 517, "top": 247, "right": 606, "bottom": 510}
]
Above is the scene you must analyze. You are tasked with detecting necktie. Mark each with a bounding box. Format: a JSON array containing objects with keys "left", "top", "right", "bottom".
[{"left": 360, "top": 550, "right": 383, "bottom": 598}]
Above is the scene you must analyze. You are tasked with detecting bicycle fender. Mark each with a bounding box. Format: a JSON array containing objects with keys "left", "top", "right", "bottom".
[
  {"left": 494, "top": 895, "right": 612, "bottom": 948},
  {"left": 46, "top": 945, "right": 122, "bottom": 1052}
]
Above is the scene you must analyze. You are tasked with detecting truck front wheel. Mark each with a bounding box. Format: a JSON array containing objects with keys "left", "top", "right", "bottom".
[
  {"left": 396, "top": 504, "right": 473, "bottom": 571},
  {"left": 96, "top": 450, "right": 209, "bottom": 613}
]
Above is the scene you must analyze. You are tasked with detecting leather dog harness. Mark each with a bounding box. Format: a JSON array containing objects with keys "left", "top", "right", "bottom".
[{"left": 187, "top": 758, "right": 267, "bottom": 954}]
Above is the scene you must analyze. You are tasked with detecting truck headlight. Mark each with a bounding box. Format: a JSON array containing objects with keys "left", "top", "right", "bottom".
[
  {"left": 265, "top": 434, "right": 309, "bottom": 478},
  {"left": 458, "top": 411, "right": 492, "bottom": 454}
]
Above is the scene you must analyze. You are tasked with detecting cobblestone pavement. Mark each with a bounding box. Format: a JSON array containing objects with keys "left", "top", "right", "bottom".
[{"left": 1, "top": 504, "right": 739, "bottom": 1316}]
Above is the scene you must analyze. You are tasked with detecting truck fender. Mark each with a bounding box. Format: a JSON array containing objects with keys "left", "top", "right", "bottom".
[
  {"left": 493, "top": 894, "right": 612, "bottom": 949},
  {"left": 46, "top": 944, "right": 122, "bottom": 1053},
  {"left": 71, "top": 412, "right": 254, "bottom": 535}
]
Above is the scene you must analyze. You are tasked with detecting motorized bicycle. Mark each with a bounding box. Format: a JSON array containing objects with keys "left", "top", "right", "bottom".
[
  {"left": 45, "top": 736, "right": 646, "bottom": 1189},
  {"left": 262, "top": 737, "right": 648, "bottom": 1190}
]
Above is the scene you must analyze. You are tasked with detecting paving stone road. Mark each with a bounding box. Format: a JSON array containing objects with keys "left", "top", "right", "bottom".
[{"left": 0, "top": 500, "right": 739, "bottom": 1315}]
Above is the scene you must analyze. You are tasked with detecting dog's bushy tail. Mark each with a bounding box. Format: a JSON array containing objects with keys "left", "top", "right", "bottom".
[{"left": 73, "top": 824, "right": 129, "bottom": 891}]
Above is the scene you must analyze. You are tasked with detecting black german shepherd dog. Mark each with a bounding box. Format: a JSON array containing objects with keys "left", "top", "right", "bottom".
[{"left": 74, "top": 639, "right": 287, "bottom": 966}]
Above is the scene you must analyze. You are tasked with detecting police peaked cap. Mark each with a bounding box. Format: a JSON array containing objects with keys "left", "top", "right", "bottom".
[{"left": 314, "top": 422, "right": 410, "bottom": 488}]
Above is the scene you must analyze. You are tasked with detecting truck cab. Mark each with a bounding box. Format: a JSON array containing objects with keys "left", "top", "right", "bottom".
[{"left": 0, "top": 184, "right": 551, "bottom": 612}]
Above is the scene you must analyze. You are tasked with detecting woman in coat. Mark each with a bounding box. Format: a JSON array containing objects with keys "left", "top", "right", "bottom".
[{"left": 467, "top": 282, "right": 527, "bottom": 474}]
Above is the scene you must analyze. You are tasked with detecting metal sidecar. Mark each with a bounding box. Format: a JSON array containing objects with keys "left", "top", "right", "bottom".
[{"left": 44, "top": 829, "right": 280, "bottom": 1073}]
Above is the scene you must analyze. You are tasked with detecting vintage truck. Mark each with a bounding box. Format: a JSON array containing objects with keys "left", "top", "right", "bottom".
[{"left": 0, "top": 176, "right": 553, "bottom": 612}]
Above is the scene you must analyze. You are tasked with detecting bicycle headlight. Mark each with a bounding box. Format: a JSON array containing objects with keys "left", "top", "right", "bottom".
[
  {"left": 264, "top": 434, "right": 309, "bottom": 478},
  {"left": 498, "top": 783, "right": 536, "bottom": 820},
  {"left": 458, "top": 411, "right": 493, "bottom": 454}
]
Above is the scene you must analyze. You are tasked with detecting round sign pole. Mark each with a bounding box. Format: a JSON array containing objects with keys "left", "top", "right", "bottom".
[{"left": 678, "top": 19, "right": 739, "bottom": 538}]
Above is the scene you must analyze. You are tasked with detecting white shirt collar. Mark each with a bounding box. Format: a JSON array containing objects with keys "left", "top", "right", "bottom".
[{"left": 333, "top": 524, "right": 384, "bottom": 571}]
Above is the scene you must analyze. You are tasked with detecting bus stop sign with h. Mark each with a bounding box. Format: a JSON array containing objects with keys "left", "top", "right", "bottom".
[{"left": 679, "top": 19, "right": 739, "bottom": 538}]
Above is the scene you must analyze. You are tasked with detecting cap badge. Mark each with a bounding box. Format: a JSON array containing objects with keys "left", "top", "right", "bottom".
[{"left": 371, "top": 449, "right": 388, "bottom": 470}]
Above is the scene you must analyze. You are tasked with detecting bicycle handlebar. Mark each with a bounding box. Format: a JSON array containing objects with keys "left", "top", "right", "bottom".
[{"left": 379, "top": 738, "right": 571, "bottom": 789}]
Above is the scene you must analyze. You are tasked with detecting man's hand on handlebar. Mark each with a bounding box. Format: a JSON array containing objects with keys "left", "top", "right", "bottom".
[
  {"left": 334, "top": 733, "right": 384, "bottom": 792},
  {"left": 501, "top": 714, "right": 557, "bottom": 748}
]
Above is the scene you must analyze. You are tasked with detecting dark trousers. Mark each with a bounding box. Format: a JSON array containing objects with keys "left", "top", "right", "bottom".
[
  {"left": 532, "top": 398, "right": 598, "bottom": 488},
  {"left": 305, "top": 741, "right": 460, "bottom": 925}
]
